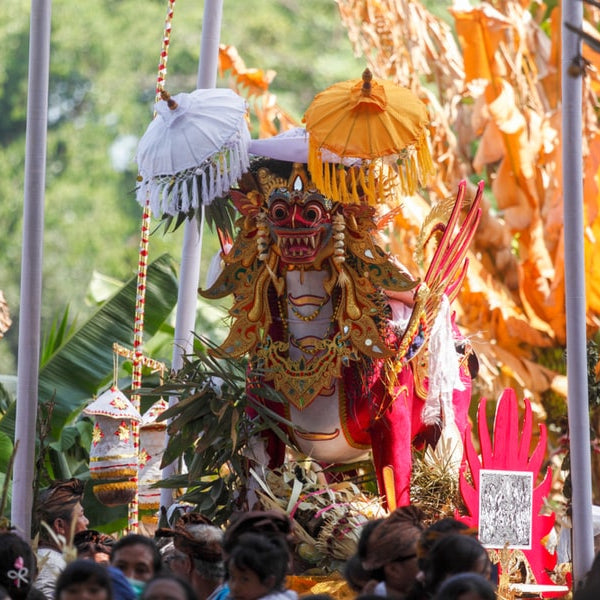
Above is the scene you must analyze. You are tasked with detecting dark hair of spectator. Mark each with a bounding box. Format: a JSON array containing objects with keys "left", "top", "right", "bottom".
[
  {"left": 356, "top": 519, "right": 385, "bottom": 582},
  {"left": 75, "top": 530, "right": 115, "bottom": 559},
  {"left": 422, "top": 534, "right": 491, "bottom": 596},
  {"left": 0, "top": 532, "right": 37, "bottom": 600},
  {"left": 226, "top": 532, "right": 289, "bottom": 590},
  {"left": 55, "top": 559, "right": 113, "bottom": 600},
  {"left": 343, "top": 553, "right": 373, "bottom": 592},
  {"left": 110, "top": 534, "right": 162, "bottom": 575},
  {"left": 140, "top": 574, "right": 197, "bottom": 600},
  {"left": 223, "top": 511, "right": 293, "bottom": 555},
  {"left": 433, "top": 572, "right": 496, "bottom": 600}
]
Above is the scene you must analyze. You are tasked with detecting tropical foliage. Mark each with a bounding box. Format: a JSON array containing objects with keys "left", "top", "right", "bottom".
[
  {"left": 151, "top": 343, "right": 300, "bottom": 524},
  {"left": 0, "top": 255, "right": 179, "bottom": 529}
]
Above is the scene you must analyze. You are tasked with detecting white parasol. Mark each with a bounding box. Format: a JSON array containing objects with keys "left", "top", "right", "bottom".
[{"left": 136, "top": 87, "right": 250, "bottom": 217}]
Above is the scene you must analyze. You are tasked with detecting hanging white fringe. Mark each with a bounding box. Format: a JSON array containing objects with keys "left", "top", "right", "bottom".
[{"left": 137, "top": 128, "right": 250, "bottom": 217}]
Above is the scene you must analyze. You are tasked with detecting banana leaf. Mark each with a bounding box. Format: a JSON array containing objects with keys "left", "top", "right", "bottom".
[{"left": 0, "top": 253, "right": 178, "bottom": 440}]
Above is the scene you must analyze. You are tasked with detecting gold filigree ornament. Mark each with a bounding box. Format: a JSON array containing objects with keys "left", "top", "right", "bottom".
[
  {"left": 255, "top": 333, "right": 358, "bottom": 410},
  {"left": 489, "top": 545, "right": 537, "bottom": 600},
  {"left": 202, "top": 165, "right": 423, "bottom": 411}
]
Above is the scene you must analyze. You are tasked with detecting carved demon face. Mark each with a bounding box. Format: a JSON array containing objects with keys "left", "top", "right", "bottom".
[{"left": 266, "top": 172, "right": 333, "bottom": 266}]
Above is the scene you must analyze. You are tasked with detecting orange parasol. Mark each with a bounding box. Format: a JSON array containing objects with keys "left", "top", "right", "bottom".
[{"left": 303, "top": 68, "right": 434, "bottom": 205}]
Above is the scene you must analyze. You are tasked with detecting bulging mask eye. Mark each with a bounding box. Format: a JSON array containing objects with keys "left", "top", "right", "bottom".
[
  {"left": 302, "top": 202, "right": 324, "bottom": 226},
  {"left": 269, "top": 200, "right": 290, "bottom": 222}
]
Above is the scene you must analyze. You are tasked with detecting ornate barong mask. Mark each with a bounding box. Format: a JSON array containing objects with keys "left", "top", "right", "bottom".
[
  {"left": 201, "top": 160, "right": 421, "bottom": 408},
  {"left": 263, "top": 163, "right": 333, "bottom": 266}
]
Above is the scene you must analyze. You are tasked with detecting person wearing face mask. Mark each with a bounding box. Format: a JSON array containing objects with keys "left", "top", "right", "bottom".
[
  {"left": 33, "top": 478, "right": 90, "bottom": 600},
  {"left": 109, "top": 534, "right": 163, "bottom": 597}
]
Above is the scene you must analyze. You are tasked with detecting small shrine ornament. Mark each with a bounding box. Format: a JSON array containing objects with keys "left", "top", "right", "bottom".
[
  {"left": 139, "top": 398, "right": 169, "bottom": 522},
  {"left": 84, "top": 386, "right": 141, "bottom": 507}
]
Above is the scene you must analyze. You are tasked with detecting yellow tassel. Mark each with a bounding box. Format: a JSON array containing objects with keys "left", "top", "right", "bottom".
[
  {"left": 367, "top": 164, "right": 376, "bottom": 205},
  {"left": 332, "top": 163, "right": 339, "bottom": 200},
  {"left": 350, "top": 168, "right": 358, "bottom": 203},
  {"left": 340, "top": 170, "right": 348, "bottom": 204},
  {"left": 308, "top": 141, "right": 324, "bottom": 196},
  {"left": 324, "top": 161, "right": 331, "bottom": 199}
]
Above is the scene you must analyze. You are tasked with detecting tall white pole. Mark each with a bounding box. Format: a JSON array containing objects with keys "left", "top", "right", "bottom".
[
  {"left": 562, "top": 0, "right": 595, "bottom": 586},
  {"left": 12, "top": 0, "right": 52, "bottom": 536},
  {"left": 160, "top": 0, "right": 224, "bottom": 509}
]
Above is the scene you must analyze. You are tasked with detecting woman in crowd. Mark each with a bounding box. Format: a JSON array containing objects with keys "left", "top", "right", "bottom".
[
  {"left": 226, "top": 532, "right": 297, "bottom": 600},
  {"left": 0, "top": 531, "right": 37, "bottom": 600},
  {"left": 361, "top": 506, "right": 426, "bottom": 600},
  {"left": 409, "top": 534, "right": 493, "bottom": 600}
]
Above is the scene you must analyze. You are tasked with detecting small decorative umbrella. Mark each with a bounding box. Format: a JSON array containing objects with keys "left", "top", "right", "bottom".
[
  {"left": 136, "top": 88, "right": 251, "bottom": 217},
  {"left": 303, "top": 68, "right": 434, "bottom": 205}
]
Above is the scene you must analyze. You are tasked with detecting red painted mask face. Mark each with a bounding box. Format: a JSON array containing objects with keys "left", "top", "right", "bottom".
[{"left": 267, "top": 174, "right": 332, "bottom": 265}]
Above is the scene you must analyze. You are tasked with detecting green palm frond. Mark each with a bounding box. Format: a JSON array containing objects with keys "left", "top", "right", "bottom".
[
  {"left": 152, "top": 338, "right": 296, "bottom": 525},
  {"left": 0, "top": 253, "right": 178, "bottom": 440}
]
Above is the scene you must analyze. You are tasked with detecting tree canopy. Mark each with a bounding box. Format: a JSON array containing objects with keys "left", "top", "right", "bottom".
[{"left": 1, "top": 0, "right": 365, "bottom": 372}]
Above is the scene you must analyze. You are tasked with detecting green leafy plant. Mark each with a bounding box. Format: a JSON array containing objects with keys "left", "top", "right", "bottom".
[
  {"left": 0, "top": 254, "right": 179, "bottom": 530},
  {"left": 154, "top": 339, "right": 297, "bottom": 525}
]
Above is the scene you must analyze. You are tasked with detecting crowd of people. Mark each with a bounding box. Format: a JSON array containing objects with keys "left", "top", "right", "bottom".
[{"left": 0, "top": 478, "right": 597, "bottom": 600}]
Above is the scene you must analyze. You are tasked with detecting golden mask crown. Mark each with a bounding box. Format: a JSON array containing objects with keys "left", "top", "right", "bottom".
[{"left": 256, "top": 163, "right": 332, "bottom": 209}]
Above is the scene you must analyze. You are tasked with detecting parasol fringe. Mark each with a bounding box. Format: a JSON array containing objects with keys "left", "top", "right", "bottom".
[
  {"left": 136, "top": 129, "right": 251, "bottom": 216},
  {"left": 307, "top": 130, "right": 435, "bottom": 206},
  {"left": 331, "top": 163, "right": 339, "bottom": 201},
  {"left": 192, "top": 172, "right": 200, "bottom": 208},
  {"left": 180, "top": 178, "right": 190, "bottom": 213},
  {"left": 324, "top": 156, "right": 332, "bottom": 198},
  {"left": 349, "top": 168, "right": 359, "bottom": 201},
  {"left": 201, "top": 166, "right": 209, "bottom": 204},
  {"left": 208, "top": 161, "right": 216, "bottom": 201}
]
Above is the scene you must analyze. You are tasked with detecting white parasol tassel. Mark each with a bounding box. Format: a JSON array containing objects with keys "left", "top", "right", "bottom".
[
  {"left": 200, "top": 168, "right": 209, "bottom": 205},
  {"left": 162, "top": 183, "right": 171, "bottom": 216},
  {"left": 192, "top": 173, "right": 200, "bottom": 208},
  {"left": 208, "top": 161, "right": 217, "bottom": 201},
  {"left": 180, "top": 178, "right": 190, "bottom": 213},
  {"left": 150, "top": 185, "right": 161, "bottom": 219}
]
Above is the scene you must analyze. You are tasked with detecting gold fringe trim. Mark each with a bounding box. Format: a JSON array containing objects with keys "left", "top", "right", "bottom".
[
  {"left": 90, "top": 453, "right": 137, "bottom": 462},
  {"left": 90, "top": 467, "right": 137, "bottom": 479},
  {"left": 308, "top": 134, "right": 435, "bottom": 206},
  {"left": 93, "top": 481, "right": 137, "bottom": 492}
]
